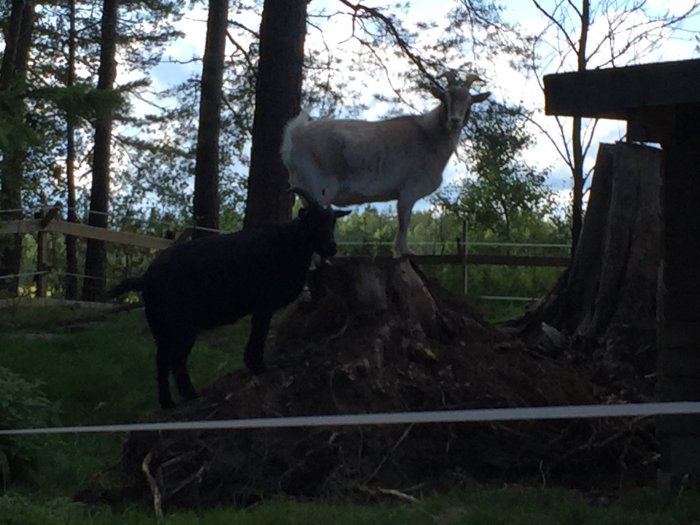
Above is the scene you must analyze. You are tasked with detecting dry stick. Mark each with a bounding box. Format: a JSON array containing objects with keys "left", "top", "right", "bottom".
[
  {"left": 366, "top": 423, "right": 414, "bottom": 483},
  {"left": 357, "top": 485, "right": 419, "bottom": 503},
  {"left": 336, "top": 0, "right": 440, "bottom": 88},
  {"left": 169, "top": 462, "right": 208, "bottom": 497},
  {"left": 141, "top": 451, "right": 164, "bottom": 519}
]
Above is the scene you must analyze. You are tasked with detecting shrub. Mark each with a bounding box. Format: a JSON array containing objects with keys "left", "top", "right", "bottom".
[{"left": 0, "top": 366, "right": 57, "bottom": 489}]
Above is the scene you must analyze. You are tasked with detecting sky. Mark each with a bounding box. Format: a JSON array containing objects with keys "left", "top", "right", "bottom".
[{"left": 145, "top": 0, "right": 700, "bottom": 211}]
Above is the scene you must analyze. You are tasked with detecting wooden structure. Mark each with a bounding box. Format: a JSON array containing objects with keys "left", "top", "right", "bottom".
[{"left": 545, "top": 58, "right": 700, "bottom": 482}]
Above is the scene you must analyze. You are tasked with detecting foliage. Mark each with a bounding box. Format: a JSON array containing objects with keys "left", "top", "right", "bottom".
[
  {"left": 0, "top": 366, "right": 57, "bottom": 487},
  {"left": 334, "top": 206, "right": 566, "bottom": 320},
  {"left": 434, "top": 100, "right": 559, "bottom": 239},
  {"left": 0, "top": 81, "right": 42, "bottom": 155},
  {"left": 29, "top": 84, "right": 124, "bottom": 123},
  {"left": 1, "top": 0, "right": 188, "bottom": 215},
  {"left": 0, "top": 308, "right": 247, "bottom": 495}
]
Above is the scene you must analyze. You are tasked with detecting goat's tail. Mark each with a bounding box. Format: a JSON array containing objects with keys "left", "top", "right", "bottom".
[
  {"left": 108, "top": 276, "right": 145, "bottom": 298},
  {"left": 280, "top": 109, "right": 311, "bottom": 168}
]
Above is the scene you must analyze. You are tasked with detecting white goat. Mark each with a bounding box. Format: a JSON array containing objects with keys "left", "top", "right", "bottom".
[{"left": 280, "top": 72, "right": 490, "bottom": 257}]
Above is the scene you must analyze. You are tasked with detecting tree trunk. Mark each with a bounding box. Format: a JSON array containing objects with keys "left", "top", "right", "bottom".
[
  {"left": 65, "top": 0, "right": 79, "bottom": 299},
  {"left": 569, "top": 0, "right": 589, "bottom": 255},
  {"left": 192, "top": 0, "right": 228, "bottom": 239},
  {"left": 571, "top": 116, "right": 584, "bottom": 254},
  {"left": 243, "top": 0, "right": 307, "bottom": 227},
  {"left": 509, "top": 142, "right": 662, "bottom": 399},
  {"left": 0, "top": 0, "right": 35, "bottom": 295},
  {"left": 82, "top": 0, "right": 119, "bottom": 301}
]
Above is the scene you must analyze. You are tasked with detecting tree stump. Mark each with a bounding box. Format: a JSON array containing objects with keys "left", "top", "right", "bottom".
[
  {"left": 90, "top": 256, "right": 661, "bottom": 511},
  {"left": 508, "top": 143, "right": 662, "bottom": 399}
]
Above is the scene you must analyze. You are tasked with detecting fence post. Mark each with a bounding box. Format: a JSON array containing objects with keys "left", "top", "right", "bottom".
[
  {"left": 35, "top": 205, "right": 60, "bottom": 298},
  {"left": 458, "top": 219, "right": 468, "bottom": 296},
  {"left": 36, "top": 210, "right": 48, "bottom": 297}
]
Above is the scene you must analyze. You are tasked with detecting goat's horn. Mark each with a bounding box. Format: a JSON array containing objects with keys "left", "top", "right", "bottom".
[
  {"left": 438, "top": 71, "right": 459, "bottom": 86},
  {"left": 463, "top": 73, "right": 482, "bottom": 90},
  {"left": 288, "top": 186, "right": 317, "bottom": 206}
]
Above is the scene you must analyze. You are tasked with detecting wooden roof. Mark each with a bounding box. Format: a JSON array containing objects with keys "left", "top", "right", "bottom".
[{"left": 544, "top": 59, "right": 700, "bottom": 120}]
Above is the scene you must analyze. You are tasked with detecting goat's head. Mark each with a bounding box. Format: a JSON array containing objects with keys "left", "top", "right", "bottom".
[
  {"left": 290, "top": 187, "right": 351, "bottom": 259},
  {"left": 430, "top": 71, "right": 491, "bottom": 132}
]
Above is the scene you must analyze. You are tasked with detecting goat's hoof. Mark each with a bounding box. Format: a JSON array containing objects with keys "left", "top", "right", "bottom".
[
  {"left": 245, "top": 361, "right": 267, "bottom": 376},
  {"left": 182, "top": 390, "right": 199, "bottom": 402},
  {"left": 160, "top": 399, "right": 176, "bottom": 410}
]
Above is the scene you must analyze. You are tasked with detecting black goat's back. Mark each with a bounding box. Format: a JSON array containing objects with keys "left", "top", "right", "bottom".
[{"left": 140, "top": 223, "right": 314, "bottom": 334}]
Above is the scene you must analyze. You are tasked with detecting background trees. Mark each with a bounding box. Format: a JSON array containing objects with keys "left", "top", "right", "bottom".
[
  {"left": 81, "top": 0, "right": 119, "bottom": 301},
  {"left": 0, "top": 0, "right": 35, "bottom": 294},
  {"left": 0, "top": 0, "right": 698, "bottom": 299},
  {"left": 192, "top": 0, "right": 229, "bottom": 238},
  {"left": 244, "top": 0, "right": 307, "bottom": 227},
  {"left": 434, "top": 101, "right": 558, "bottom": 240}
]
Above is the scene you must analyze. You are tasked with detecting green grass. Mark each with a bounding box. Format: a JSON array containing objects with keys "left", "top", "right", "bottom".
[
  {"left": 2, "top": 487, "right": 700, "bottom": 524},
  {"left": 0, "top": 306, "right": 248, "bottom": 497},
  {"left": 2, "top": 306, "right": 700, "bottom": 523},
  {"left": 0, "top": 307, "right": 246, "bottom": 422}
]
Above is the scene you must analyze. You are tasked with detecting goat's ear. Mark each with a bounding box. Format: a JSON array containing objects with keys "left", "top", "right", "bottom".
[
  {"left": 334, "top": 209, "right": 351, "bottom": 219},
  {"left": 472, "top": 91, "right": 491, "bottom": 104},
  {"left": 430, "top": 85, "right": 445, "bottom": 101},
  {"left": 298, "top": 207, "right": 308, "bottom": 218}
]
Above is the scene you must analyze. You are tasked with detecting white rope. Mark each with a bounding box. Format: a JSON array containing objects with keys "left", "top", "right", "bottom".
[
  {"left": 336, "top": 241, "right": 569, "bottom": 249},
  {"left": 0, "top": 271, "right": 48, "bottom": 280},
  {"left": 1, "top": 402, "right": 698, "bottom": 437},
  {"left": 479, "top": 295, "right": 537, "bottom": 302}
]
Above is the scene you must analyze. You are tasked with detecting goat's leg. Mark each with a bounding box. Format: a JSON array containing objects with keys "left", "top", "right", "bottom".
[
  {"left": 154, "top": 337, "right": 175, "bottom": 410},
  {"left": 170, "top": 333, "right": 198, "bottom": 402},
  {"left": 394, "top": 195, "right": 417, "bottom": 257},
  {"left": 244, "top": 311, "right": 273, "bottom": 375}
]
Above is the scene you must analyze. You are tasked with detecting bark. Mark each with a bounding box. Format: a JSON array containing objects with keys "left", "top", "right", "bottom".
[
  {"left": 0, "top": 0, "right": 35, "bottom": 295},
  {"left": 82, "top": 0, "right": 119, "bottom": 301},
  {"left": 244, "top": 0, "right": 307, "bottom": 227},
  {"left": 509, "top": 142, "right": 662, "bottom": 399},
  {"left": 570, "top": 0, "right": 589, "bottom": 255},
  {"left": 65, "top": 0, "right": 79, "bottom": 299},
  {"left": 192, "top": 0, "right": 228, "bottom": 239}
]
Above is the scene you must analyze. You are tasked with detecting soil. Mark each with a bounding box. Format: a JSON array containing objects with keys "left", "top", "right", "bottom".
[{"left": 81, "top": 258, "right": 658, "bottom": 511}]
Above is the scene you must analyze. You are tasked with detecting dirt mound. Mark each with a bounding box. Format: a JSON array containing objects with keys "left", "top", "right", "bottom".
[{"left": 108, "top": 259, "right": 655, "bottom": 511}]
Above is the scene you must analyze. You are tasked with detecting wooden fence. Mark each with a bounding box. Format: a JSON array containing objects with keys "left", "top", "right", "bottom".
[{"left": 0, "top": 207, "right": 570, "bottom": 301}]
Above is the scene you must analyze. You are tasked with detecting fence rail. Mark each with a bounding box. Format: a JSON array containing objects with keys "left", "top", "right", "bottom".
[
  {"left": 1, "top": 217, "right": 172, "bottom": 250},
  {"left": 1, "top": 207, "right": 570, "bottom": 302}
]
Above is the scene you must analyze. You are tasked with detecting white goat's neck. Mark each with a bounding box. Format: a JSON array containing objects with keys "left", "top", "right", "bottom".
[{"left": 418, "top": 105, "right": 461, "bottom": 153}]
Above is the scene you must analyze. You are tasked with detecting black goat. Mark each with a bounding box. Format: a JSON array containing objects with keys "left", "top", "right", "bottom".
[{"left": 110, "top": 189, "right": 350, "bottom": 409}]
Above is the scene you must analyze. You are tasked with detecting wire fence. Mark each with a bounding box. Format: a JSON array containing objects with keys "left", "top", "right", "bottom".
[{"left": 0, "top": 205, "right": 569, "bottom": 304}]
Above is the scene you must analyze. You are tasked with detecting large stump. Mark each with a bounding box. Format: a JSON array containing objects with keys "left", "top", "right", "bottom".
[
  {"left": 509, "top": 143, "right": 662, "bottom": 400},
  {"left": 101, "top": 257, "right": 657, "bottom": 511}
]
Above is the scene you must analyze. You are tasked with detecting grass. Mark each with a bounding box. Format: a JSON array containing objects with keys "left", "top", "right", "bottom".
[
  {"left": 2, "top": 487, "right": 700, "bottom": 524},
  {"left": 2, "top": 305, "right": 700, "bottom": 524},
  {"left": 0, "top": 305, "right": 247, "bottom": 497}
]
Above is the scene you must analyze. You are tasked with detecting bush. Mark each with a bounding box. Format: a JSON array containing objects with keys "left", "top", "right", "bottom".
[{"left": 0, "top": 366, "right": 57, "bottom": 488}]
